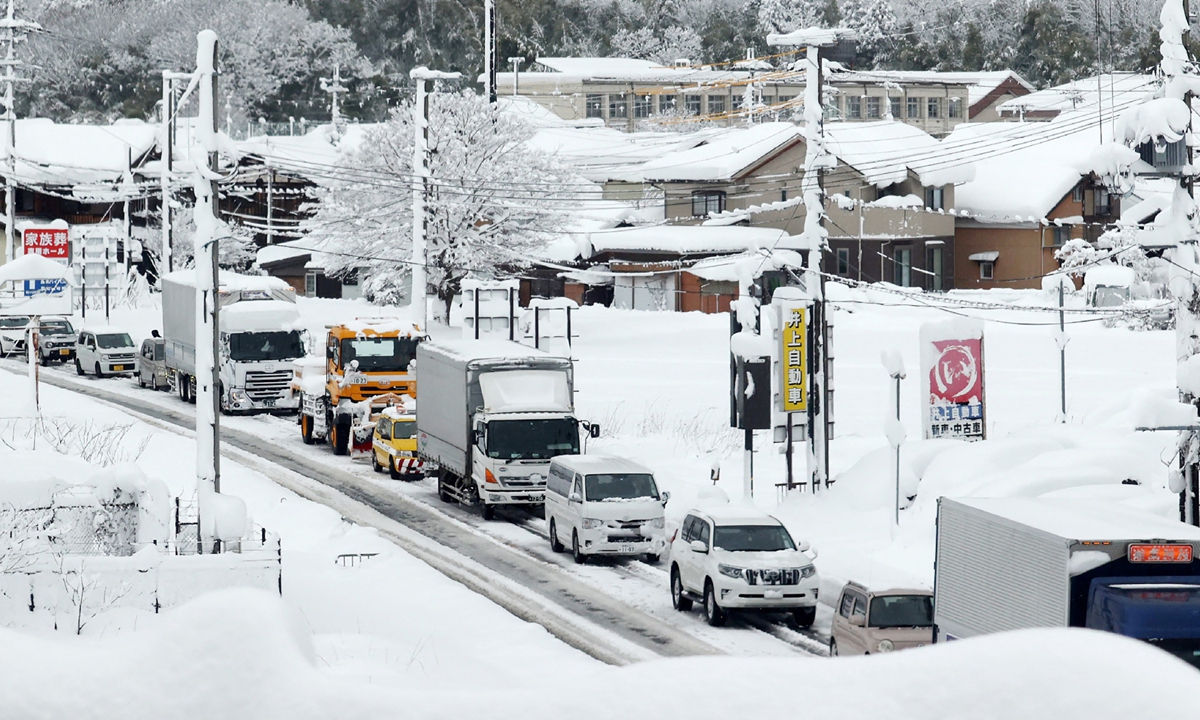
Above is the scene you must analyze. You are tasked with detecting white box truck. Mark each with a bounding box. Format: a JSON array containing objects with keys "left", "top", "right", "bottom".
[
  {"left": 934, "top": 497, "right": 1200, "bottom": 668},
  {"left": 416, "top": 340, "right": 598, "bottom": 520},
  {"left": 162, "top": 270, "right": 305, "bottom": 413}
]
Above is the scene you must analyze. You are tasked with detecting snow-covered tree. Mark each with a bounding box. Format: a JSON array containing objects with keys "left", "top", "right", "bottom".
[
  {"left": 842, "top": 0, "right": 898, "bottom": 67},
  {"left": 756, "top": 0, "right": 825, "bottom": 37},
  {"left": 612, "top": 25, "right": 702, "bottom": 63},
  {"left": 1054, "top": 238, "right": 1103, "bottom": 277},
  {"left": 305, "top": 91, "right": 585, "bottom": 315}
]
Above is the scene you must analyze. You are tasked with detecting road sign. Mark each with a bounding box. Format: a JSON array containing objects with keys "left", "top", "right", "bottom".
[
  {"left": 781, "top": 305, "right": 808, "bottom": 412},
  {"left": 23, "top": 278, "right": 68, "bottom": 297},
  {"left": 22, "top": 227, "right": 69, "bottom": 260}
]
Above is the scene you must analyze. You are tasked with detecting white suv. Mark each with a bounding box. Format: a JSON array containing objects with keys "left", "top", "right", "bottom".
[
  {"left": 669, "top": 506, "right": 819, "bottom": 627},
  {"left": 75, "top": 326, "right": 137, "bottom": 377}
]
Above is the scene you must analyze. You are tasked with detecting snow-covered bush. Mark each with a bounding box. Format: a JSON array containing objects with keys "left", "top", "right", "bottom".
[{"left": 304, "top": 90, "right": 586, "bottom": 317}]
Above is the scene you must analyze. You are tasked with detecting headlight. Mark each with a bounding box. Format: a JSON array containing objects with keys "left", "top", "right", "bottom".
[
  {"left": 876, "top": 640, "right": 894, "bottom": 653},
  {"left": 582, "top": 518, "right": 603, "bottom": 530},
  {"left": 648, "top": 517, "right": 665, "bottom": 529},
  {"left": 230, "top": 389, "right": 249, "bottom": 402},
  {"left": 718, "top": 564, "right": 745, "bottom": 579},
  {"left": 800, "top": 565, "right": 817, "bottom": 579}
]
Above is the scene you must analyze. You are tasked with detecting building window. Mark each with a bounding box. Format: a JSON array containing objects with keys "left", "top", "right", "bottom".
[
  {"left": 707, "top": 95, "right": 726, "bottom": 115},
  {"left": 634, "top": 94, "right": 652, "bottom": 118},
  {"left": 1093, "top": 188, "right": 1110, "bottom": 215},
  {"left": 846, "top": 95, "right": 861, "bottom": 119},
  {"left": 948, "top": 97, "right": 963, "bottom": 118},
  {"left": 304, "top": 271, "right": 317, "bottom": 298},
  {"left": 907, "top": 97, "right": 920, "bottom": 118},
  {"left": 685, "top": 94, "right": 702, "bottom": 115},
  {"left": 778, "top": 94, "right": 795, "bottom": 105},
  {"left": 924, "top": 186, "right": 944, "bottom": 210},
  {"left": 608, "top": 95, "right": 628, "bottom": 119},
  {"left": 894, "top": 247, "right": 912, "bottom": 287},
  {"left": 731, "top": 94, "right": 744, "bottom": 111},
  {"left": 1073, "top": 184, "right": 1084, "bottom": 202},
  {"left": 586, "top": 94, "right": 604, "bottom": 118},
  {"left": 866, "top": 96, "right": 881, "bottom": 119},
  {"left": 927, "top": 97, "right": 941, "bottom": 119},
  {"left": 926, "top": 246, "right": 944, "bottom": 292},
  {"left": 980, "top": 261, "right": 994, "bottom": 280},
  {"left": 760, "top": 94, "right": 774, "bottom": 107},
  {"left": 889, "top": 97, "right": 901, "bottom": 118},
  {"left": 692, "top": 190, "right": 726, "bottom": 217},
  {"left": 836, "top": 247, "right": 850, "bottom": 275},
  {"left": 659, "top": 95, "right": 676, "bottom": 113},
  {"left": 1053, "top": 226, "right": 1071, "bottom": 246}
]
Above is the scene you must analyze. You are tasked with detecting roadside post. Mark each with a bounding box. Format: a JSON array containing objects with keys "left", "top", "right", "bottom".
[{"left": 881, "top": 348, "right": 906, "bottom": 533}]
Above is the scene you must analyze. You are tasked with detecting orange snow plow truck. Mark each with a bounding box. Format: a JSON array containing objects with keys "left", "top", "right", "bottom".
[{"left": 292, "top": 319, "right": 425, "bottom": 457}]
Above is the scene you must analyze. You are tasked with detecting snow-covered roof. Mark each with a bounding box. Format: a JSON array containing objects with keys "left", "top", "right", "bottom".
[
  {"left": 528, "top": 124, "right": 717, "bottom": 182},
  {"left": 552, "top": 455, "right": 655, "bottom": 475},
  {"left": 835, "top": 70, "right": 1033, "bottom": 108},
  {"left": 950, "top": 497, "right": 1200, "bottom": 542},
  {"left": 516, "top": 57, "right": 748, "bottom": 84},
  {"left": 825, "top": 120, "right": 971, "bottom": 188},
  {"left": 162, "top": 269, "right": 294, "bottom": 293},
  {"left": 638, "top": 122, "right": 802, "bottom": 182},
  {"left": 586, "top": 224, "right": 791, "bottom": 256},
  {"left": 997, "top": 73, "right": 1156, "bottom": 118},
  {"left": 10, "top": 118, "right": 159, "bottom": 195}
]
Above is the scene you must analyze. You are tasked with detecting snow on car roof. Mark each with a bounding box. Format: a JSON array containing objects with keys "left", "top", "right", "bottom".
[
  {"left": 695, "top": 504, "right": 784, "bottom": 526},
  {"left": 949, "top": 497, "right": 1200, "bottom": 542},
  {"left": 80, "top": 325, "right": 131, "bottom": 335},
  {"left": 551, "top": 455, "right": 653, "bottom": 475}
]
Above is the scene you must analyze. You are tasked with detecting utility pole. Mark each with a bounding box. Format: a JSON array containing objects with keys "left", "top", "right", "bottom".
[
  {"left": 265, "top": 164, "right": 274, "bottom": 245},
  {"left": 321, "top": 66, "right": 347, "bottom": 137},
  {"left": 194, "top": 29, "right": 222, "bottom": 551},
  {"left": 161, "top": 71, "right": 176, "bottom": 274},
  {"left": 484, "top": 0, "right": 497, "bottom": 104},
  {"left": 508, "top": 57, "right": 522, "bottom": 96},
  {"left": 1058, "top": 281, "right": 1067, "bottom": 421},
  {"left": 410, "top": 68, "right": 461, "bottom": 330},
  {"left": 123, "top": 148, "right": 131, "bottom": 280},
  {"left": 0, "top": 0, "right": 38, "bottom": 264}
]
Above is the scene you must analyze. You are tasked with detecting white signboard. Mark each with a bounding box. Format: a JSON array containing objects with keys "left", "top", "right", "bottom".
[{"left": 920, "top": 319, "right": 986, "bottom": 441}]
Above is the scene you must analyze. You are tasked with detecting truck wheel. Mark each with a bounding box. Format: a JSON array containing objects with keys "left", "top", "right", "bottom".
[
  {"left": 671, "top": 566, "right": 692, "bottom": 611},
  {"left": 482, "top": 503, "right": 496, "bottom": 521},
  {"left": 549, "top": 519, "right": 564, "bottom": 553},
  {"left": 792, "top": 606, "right": 816, "bottom": 629},
  {"left": 331, "top": 418, "right": 350, "bottom": 455},
  {"left": 572, "top": 531, "right": 586, "bottom": 564},
  {"left": 75, "top": 358, "right": 84, "bottom": 376},
  {"left": 704, "top": 580, "right": 726, "bottom": 627},
  {"left": 300, "top": 415, "right": 315, "bottom": 445}
]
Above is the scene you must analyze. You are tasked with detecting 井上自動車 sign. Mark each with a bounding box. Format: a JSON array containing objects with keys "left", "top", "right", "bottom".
[
  {"left": 920, "top": 319, "right": 986, "bottom": 441},
  {"left": 781, "top": 305, "right": 807, "bottom": 412}
]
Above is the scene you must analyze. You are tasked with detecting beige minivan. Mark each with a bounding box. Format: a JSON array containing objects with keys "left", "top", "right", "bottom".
[{"left": 830, "top": 582, "right": 933, "bottom": 656}]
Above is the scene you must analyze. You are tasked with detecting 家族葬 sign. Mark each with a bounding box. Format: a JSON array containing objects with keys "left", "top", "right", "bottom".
[
  {"left": 22, "top": 226, "right": 69, "bottom": 260},
  {"left": 781, "top": 305, "right": 807, "bottom": 412},
  {"left": 921, "top": 320, "right": 985, "bottom": 441}
]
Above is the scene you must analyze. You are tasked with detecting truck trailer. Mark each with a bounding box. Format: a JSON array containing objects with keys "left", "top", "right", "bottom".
[
  {"left": 416, "top": 340, "right": 597, "bottom": 520},
  {"left": 934, "top": 496, "right": 1200, "bottom": 668},
  {"left": 162, "top": 270, "right": 304, "bottom": 413}
]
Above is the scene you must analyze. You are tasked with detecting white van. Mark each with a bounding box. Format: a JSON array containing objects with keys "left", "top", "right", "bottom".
[{"left": 545, "top": 455, "right": 669, "bottom": 564}]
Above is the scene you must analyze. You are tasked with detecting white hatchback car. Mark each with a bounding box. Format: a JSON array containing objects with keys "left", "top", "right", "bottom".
[
  {"left": 670, "top": 506, "right": 819, "bottom": 627},
  {"left": 75, "top": 326, "right": 137, "bottom": 377}
]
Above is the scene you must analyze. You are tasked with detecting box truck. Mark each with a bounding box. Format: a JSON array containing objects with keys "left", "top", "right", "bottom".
[
  {"left": 416, "top": 340, "right": 597, "bottom": 520},
  {"left": 934, "top": 496, "right": 1200, "bottom": 668},
  {"left": 162, "top": 270, "right": 304, "bottom": 413}
]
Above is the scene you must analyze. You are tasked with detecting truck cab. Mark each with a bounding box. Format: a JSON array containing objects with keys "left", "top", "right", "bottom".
[{"left": 471, "top": 412, "right": 583, "bottom": 507}]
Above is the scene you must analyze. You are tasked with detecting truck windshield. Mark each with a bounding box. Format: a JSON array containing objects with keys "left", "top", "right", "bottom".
[
  {"left": 0, "top": 317, "right": 28, "bottom": 329},
  {"left": 869, "top": 595, "right": 933, "bottom": 628},
  {"left": 40, "top": 320, "right": 73, "bottom": 335},
  {"left": 585, "top": 473, "right": 659, "bottom": 501},
  {"left": 486, "top": 418, "right": 579, "bottom": 460},
  {"left": 341, "top": 337, "right": 419, "bottom": 373},
  {"left": 96, "top": 333, "right": 133, "bottom": 349},
  {"left": 713, "top": 525, "right": 796, "bottom": 552},
  {"left": 229, "top": 331, "right": 304, "bottom": 362}
]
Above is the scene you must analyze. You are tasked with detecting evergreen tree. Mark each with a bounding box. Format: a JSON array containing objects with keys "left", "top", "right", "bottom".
[{"left": 842, "top": 0, "right": 897, "bottom": 68}]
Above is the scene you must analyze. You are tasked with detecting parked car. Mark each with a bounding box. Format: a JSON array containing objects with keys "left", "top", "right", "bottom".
[
  {"left": 670, "top": 506, "right": 819, "bottom": 627},
  {"left": 545, "top": 455, "right": 669, "bottom": 564},
  {"left": 829, "top": 582, "right": 933, "bottom": 656},
  {"left": 136, "top": 337, "right": 168, "bottom": 390},
  {"left": 75, "top": 326, "right": 137, "bottom": 377},
  {"left": 37, "top": 317, "right": 76, "bottom": 365},
  {"left": 371, "top": 406, "right": 424, "bottom": 480},
  {"left": 0, "top": 315, "right": 29, "bottom": 357}
]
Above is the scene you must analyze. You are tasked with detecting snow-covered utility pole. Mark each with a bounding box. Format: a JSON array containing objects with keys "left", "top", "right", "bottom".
[
  {"left": 767, "top": 27, "right": 855, "bottom": 491},
  {"left": 123, "top": 148, "right": 131, "bottom": 279},
  {"left": 0, "top": 0, "right": 39, "bottom": 264},
  {"left": 160, "top": 71, "right": 184, "bottom": 274},
  {"left": 484, "top": 0, "right": 497, "bottom": 104},
  {"left": 881, "top": 349, "right": 905, "bottom": 532},
  {"left": 410, "top": 68, "right": 460, "bottom": 329},
  {"left": 193, "top": 29, "right": 223, "bottom": 550},
  {"left": 508, "top": 57, "right": 522, "bottom": 96},
  {"left": 320, "top": 66, "right": 347, "bottom": 137}
]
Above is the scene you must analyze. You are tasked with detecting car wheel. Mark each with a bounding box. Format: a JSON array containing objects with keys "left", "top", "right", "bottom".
[
  {"left": 95, "top": 363, "right": 104, "bottom": 379},
  {"left": 671, "top": 566, "right": 692, "bottom": 612},
  {"left": 829, "top": 638, "right": 839, "bottom": 657},
  {"left": 704, "top": 580, "right": 725, "bottom": 627},
  {"left": 300, "top": 414, "right": 315, "bottom": 445},
  {"left": 75, "top": 357, "right": 84, "bottom": 376},
  {"left": 371, "top": 451, "right": 382, "bottom": 473},
  {"left": 793, "top": 606, "right": 816, "bottom": 629},
  {"left": 572, "top": 530, "right": 586, "bottom": 564},
  {"left": 151, "top": 374, "right": 160, "bottom": 391},
  {"left": 644, "top": 553, "right": 660, "bottom": 565},
  {"left": 549, "top": 519, "right": 564, "bottom": 553},
  {"left": 389, "top": 457, "right": 402, "bottom": 480},
  {"left": 39, "top": 354, "right": 48, "bottom": 367},
  {"left": 138, "top": 374, "right": 145, "bottom": 388}
]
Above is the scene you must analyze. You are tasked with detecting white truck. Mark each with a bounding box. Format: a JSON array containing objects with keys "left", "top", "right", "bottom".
[
  {"left": 162, "top": 270, "right": 305, "bottom": 413},
  {"left": 416, "top": 340, "right": 598, "bottom": 520},
  {"left": 934, "top": 497, "right": 1200, "bottom": 669}
]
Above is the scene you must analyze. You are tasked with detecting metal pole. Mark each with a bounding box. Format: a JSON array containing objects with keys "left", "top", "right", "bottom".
[
  {"left": 104, "top": 234, "right": 110, "bottom": 320},
  {"left": 1059, "top": 282, "right": 1066, "bottom": 421},
  {"left": 508, "top": 57, "right": 522, "bottom": 96},
  {"left": 785, "top": 412, "right": 793, "bottom": 489},
  {"left": 2, "top": 0, "right": 17, "bottom": 264},
  {"left": 411, "top": 77, "right": 431, "bottom": 329},
  {"left": 161, "top": 72, "right": 174, "bottom": 274},
  {"left": 123, "top": 148, "right": 131, "bottom": 279},
  {"left": 484, "top": 0, "right": 497, "bottom": 104},
  {"left": 894, "top": 375, "right": 901, "bottom": 527},
  {"left": 208, "top": 38, "right": 221, "bottom": 497},
  {"left": 266, "top": 165, "right": 274, "bottom": 245}
]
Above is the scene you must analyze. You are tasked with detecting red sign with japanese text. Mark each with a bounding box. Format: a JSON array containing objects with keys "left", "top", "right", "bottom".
[
  {"left": 929, "top": 338, "right": 982, "bottom": 404},
  {"left": 21, "top": 227, "right": 69, "bottom": 260}
]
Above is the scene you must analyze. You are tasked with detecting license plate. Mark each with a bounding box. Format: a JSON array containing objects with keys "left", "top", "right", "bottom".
[
  {"left": 112, "top": 365, "right": 125, "bottom": 371},
  {"left": 764, "top": 589, "right": 783, "bottom": 599},
  {"left": 262, "top": 399, "right": 276, "bottom": 407},
  {"left": 59, "top": 349, "right": 69, "bottom": 355},
  {"left": 619, "top": 544, "right": 635, "bottom": 554}
]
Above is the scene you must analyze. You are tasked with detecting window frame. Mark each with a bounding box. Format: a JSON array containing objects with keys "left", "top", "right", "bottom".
[
  {"left": 836, "top": 247, "right": 850, "bottom": 275},
  {"left": 980, "top": 261, "right": 994, "bottom": 280},
  {"left": 608, "top": 95, "right": 628, "bottom": 119},
  {"left": 866, "top": 96, "right": 881, "bottom": 119},
  {"left": 894, "top": 247, "right": 912, "bottom": 287},
  {"left": 924, "top": 186, "right": 944, "bottom": 210},
  {"left": 846, "top": 95, "right": 862, "bottom": 119},
  {"left": 889, "top": 96, "right": 901, "bottom": 118},
  {"left": 585, "top": 93, "right": 604, "bottom": 119},
  {"left": 659, "top": 94, "right": 676, "bottom": 113},
  {"left": 633, "top": 94, "right": 652, "bottom": 118},
  {"left": 927, "top": 97, "right": 941, "bottom": 119},
  {"left": 907, "top": 96, "right": 920, "bottom": 119},
  {"left": 706, "top": 95, "right": 726, "bottom": 116},
  {"left": 691, "top": 190, "right": 726, "bottom": 217},
  {"left": 685, "top": 95, "right": 702, "bottom": 115},
  {"left": 948, "top": 96, "right": 963, "bottom": 119}
]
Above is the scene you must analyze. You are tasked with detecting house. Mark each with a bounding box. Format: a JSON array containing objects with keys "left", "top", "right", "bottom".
[
  {"left": 996, "top": 73, "right": 1156, "bottom": 121},
  {"left": 256, "top": 239, "right": 362, "bottom": 299},
  {"left": 945, "top": 117, "right": 1121, "bottom": 288},
  {"left": 494, "top": 57, "right": 998, "bottom": 136}
]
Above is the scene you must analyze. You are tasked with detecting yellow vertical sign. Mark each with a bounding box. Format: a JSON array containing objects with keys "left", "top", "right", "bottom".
[{"left": 782, "top": 306, "right": 807, "bottom": 412}]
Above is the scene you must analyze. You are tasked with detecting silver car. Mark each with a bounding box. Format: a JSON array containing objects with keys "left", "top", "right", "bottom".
[
  {"left": 137, "top": 337, "right": 168, "bottom": 390},
  {"left": 37, "top": 317, "right": 76, "bottom": 365}
]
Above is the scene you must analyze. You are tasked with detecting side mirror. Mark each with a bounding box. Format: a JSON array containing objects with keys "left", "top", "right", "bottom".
[
  {"left": 326, "top": 345, "right": 334, "bottom": 360},
  {"left": 689, "top": 539, "right": 708, "bottom": 554},
  {"left": 797, "top": 540, "right": 811, "bottom": 553},
  {"left": 568, "top": 492, "right": 582, "bottom": 504},
  {"left": 849, "top": 615, "right": 865, "bottom": 627},
  {"left": 661, "top": 491, "right": 671, "bottom": 507},
  {"left": 587, "top": 423, "right": 601, "bottom": 438}
]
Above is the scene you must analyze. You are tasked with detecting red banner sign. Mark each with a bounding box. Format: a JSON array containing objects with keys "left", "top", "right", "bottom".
[
  {"left": 929, "top": 338, "right": 982, "bottom": 404},
  {"left": 22, "top": 227, "right": 69, "bottom": 259}
]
